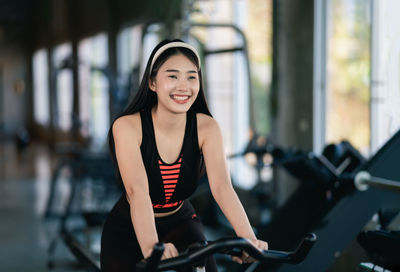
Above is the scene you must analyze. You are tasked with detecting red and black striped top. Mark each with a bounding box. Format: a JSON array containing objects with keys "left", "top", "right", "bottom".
[
  {"left": 151, "top": 156, "right": 183, "bottom": 209},
  {"left": 139, "top": 108, "right": 203, "bottom": 213}
]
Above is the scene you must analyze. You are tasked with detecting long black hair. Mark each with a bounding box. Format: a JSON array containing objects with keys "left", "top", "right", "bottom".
[{"left": 108, "top": 39, "right": 212, "bottom": 184}]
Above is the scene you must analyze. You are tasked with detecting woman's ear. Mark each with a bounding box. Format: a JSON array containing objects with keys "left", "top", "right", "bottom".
[{"left": 148, "top": 79, "right": 156, "bottom": 92}]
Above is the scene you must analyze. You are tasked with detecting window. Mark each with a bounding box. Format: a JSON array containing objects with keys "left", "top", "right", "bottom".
[
  {"left": 370, "top": 0, "right": 400, "bottom": 152},
  {"left": 325, "top": 0, "right": 371, "bottom": 154},
  {"left": 116, "top": 25, "right": 143, "bottom": 109},
  {"left": 117, "top": 25, "right": 142, "bottom": 80},
  {"left": 78, "top": 33, "right": 109, "bottom": 148},
  {"left": 32, "top": 49, "right": 50, "bottom": 126},
  {"left": 53, "top": 43, "right": 73, "bottom": 131}
]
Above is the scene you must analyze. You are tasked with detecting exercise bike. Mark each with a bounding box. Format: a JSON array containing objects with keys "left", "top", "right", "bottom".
[{"left": 136, "top": 232, "right": 317, "bottom": 272}]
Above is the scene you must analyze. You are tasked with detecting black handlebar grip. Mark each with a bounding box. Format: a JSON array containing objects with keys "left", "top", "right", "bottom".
[
  {"left": 288, "top": 232, "right": 317, "bottom": 264},
  {"left": 260, "top": 232, "right": 317, "bottom": 264},
  {"left": 136, "top": 242, "right": 165, "bottom": 272}
]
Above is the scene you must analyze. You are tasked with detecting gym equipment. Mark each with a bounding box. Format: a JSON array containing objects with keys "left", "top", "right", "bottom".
[
  {"left": 357, "top": 208, "right": 400, "bottom": 271},
  {"left": 15, "top": 126, "right": 30, "bottom": 151},
  {"left": 354, "top": 172, "right": 400, "bottom": 271},
  {"left": 44, "top": 40, "right": 132, "bottom": 269},
  {"left": 194, "top": 136, "right": 365, "bottom": 245},
  {"left": 256, "top": 140, "right": 365, "bottom": 252},
  {"left": 137, "top": 232, "right": 316, "bottom": 272},
  {"left": 213, "top": 139, "right": 363, "bottom": 251},
  {"left": 45, "top": 151, "right": 121, "bottom": 271},
  {"left": 274, "top": 129, "right": 400, "bottom": 272}
]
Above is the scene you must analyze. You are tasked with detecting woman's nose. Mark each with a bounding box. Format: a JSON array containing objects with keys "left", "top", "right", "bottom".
[{"left": 176, "top": 78, "right": 189, "bottom": 91}]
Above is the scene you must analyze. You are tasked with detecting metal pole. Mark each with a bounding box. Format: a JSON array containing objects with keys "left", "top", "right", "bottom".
[{"left": 354, "top": 171, "right": 400, "bottom": 192}]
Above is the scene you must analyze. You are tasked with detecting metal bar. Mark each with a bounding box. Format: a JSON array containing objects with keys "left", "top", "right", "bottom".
[
  {"left": 203, "top": 47, "right": 245, "bottom": 55},
  {"left": 354, "top": 171, "right": 400, "bottom": 192}
]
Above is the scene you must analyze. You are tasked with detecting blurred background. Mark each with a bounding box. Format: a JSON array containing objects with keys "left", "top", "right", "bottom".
[{"left": 1, "top": 0, "right": 400, "bottom": 271}]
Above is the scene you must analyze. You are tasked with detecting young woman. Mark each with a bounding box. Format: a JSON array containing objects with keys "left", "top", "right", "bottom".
[{"left": 100, "top": 39, "right": 268, "bottom": 271}]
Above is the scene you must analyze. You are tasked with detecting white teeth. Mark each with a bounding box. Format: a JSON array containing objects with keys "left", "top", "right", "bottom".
[{"left": 172, "top": 95, "right": 189, "bottom": 101}]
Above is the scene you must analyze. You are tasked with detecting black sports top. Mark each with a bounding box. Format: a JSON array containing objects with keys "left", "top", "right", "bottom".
[{"left": 139, "top": 108, "right": 202, "bottom": 213}]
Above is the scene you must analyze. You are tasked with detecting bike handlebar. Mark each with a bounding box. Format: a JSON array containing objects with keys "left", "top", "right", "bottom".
[{"left": 137, "top": 232, "right": 317, "bottom": 271}]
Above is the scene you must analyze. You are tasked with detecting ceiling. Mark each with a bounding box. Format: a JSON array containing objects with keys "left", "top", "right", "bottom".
[{"left": 0, "top": 0, "right": 34, "bottom": 44}]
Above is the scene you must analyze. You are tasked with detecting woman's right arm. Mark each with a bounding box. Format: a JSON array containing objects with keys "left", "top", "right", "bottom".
[{"left": 112, "top": 116, "right": 178, "bottom": 259}]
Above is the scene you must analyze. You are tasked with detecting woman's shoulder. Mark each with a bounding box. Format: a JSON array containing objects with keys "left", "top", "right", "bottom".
[
  {"left": 196, "top": 113, "right": 220, "bottom": 135},
  {"left": 112, "top": 112, "right": 142, "bottom": 137}
]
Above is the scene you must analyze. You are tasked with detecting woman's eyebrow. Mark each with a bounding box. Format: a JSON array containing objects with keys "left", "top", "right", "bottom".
[
  {"left": 164, "top": 69, "right": 198, "bottom": 74},
  {"left": 165, "top": 69, "right": 179, "bottom": 73}
]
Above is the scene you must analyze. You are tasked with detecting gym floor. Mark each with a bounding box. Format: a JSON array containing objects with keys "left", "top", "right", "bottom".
[{"left": 0, "top": 141, "right": 89, "bottom": 272}]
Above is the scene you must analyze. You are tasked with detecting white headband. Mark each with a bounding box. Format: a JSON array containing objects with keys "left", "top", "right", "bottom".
[{"left": 149, "top": 41, "right": 201, "bottom": 72}]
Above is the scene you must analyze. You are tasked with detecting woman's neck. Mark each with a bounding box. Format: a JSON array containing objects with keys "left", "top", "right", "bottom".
[{"left": 151, "top": 106, "right": 186, "bottom": 132}]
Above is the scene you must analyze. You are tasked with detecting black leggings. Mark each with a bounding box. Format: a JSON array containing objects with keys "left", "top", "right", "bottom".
[{"left": 100, "top": 196, "right": 217, "bottom": 271}]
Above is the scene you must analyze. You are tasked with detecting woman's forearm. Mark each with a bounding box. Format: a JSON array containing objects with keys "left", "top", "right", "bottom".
[
  {"left": 212, "top": 184, "right": 256, "bottom": 240},
  {"left": 129, "top": 193, "right": 159, "bottom": 258}
]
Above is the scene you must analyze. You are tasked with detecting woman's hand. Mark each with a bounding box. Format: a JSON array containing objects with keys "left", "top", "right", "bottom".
[
  {"left": 161, "top": 243, "right": 179, "bottom": 260},
  {"left": 232, "top": 238, "right": 269, "bottom": 264},
  {"left": 144, "top": 242, "right": 179, "bottom": 260}
]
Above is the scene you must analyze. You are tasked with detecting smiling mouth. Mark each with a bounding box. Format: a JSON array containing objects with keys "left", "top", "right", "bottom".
[{"left": 171, "top": 95, "right": 190, "bottom": 102}]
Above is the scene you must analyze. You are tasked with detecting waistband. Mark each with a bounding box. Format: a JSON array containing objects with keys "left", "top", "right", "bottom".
[{"left": 115, "top": 194, "right": 195, "bottom": 224}]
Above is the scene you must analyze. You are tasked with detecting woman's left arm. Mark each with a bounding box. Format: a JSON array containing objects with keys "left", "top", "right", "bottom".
[{"left": 199, "top": 115, "right": 268, "bottom": 261}]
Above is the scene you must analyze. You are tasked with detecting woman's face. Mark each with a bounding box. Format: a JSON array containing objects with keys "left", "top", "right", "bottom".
[{"left": 149, "top": 54, "right": 200, "bottom": 114}]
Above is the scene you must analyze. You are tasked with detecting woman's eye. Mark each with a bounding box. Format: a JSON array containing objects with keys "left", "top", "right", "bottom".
[
  {"left": 189, "top": 76, "right": 197, "bottom": 80},
  {"left": 168, "top": 75, "right": 177, "bottom": 79}
]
